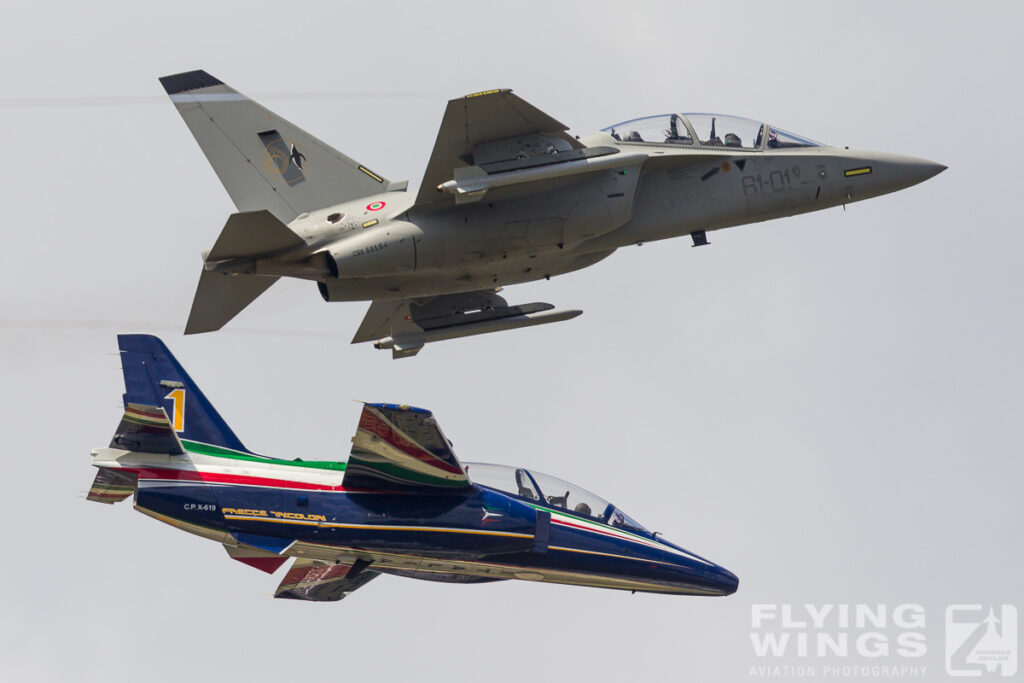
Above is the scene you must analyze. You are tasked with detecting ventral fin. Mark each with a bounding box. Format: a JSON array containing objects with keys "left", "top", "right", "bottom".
[{"left": 223, "top": 542, "right": 289, "bottom": 574}]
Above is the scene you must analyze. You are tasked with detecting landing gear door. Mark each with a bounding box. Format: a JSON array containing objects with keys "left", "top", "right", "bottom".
[{"left": 533, "top": 509, "right": 550, "bottom": 554}]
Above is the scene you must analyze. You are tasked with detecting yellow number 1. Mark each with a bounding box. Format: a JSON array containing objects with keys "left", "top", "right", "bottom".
[{"left": 164, "top": 389, "right": 185, "bottom": 432}]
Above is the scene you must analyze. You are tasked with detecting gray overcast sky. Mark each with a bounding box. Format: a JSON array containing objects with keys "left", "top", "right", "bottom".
[{"left": 2, "top": 1, "right": 1021, "bottom": 681}]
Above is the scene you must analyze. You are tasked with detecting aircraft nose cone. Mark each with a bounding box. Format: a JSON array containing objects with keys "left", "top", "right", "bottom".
[
  {"left": 869, "top": 153, "right": 946, "bottom": 192},
  {"left": 660, "top": 537, "right": 740, "bottom": 595},
  {"left": 709, "top": 564, "right": 739, "bottom": 596},
  {"left": 900, "top": 157, "right": 946, "bottom": 185}
]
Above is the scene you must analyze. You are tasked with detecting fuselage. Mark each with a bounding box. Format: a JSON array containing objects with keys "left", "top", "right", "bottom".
[
  {"left": 236, "top": 135, "right": 943, "bottom": 304},
  {"left": 91, "top": 443, "right": 737, "bottom": 596}
]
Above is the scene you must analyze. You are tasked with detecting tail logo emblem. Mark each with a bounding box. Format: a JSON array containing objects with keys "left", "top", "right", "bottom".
[
  {"left": 290, "top": 144, "right": 306, "bottom": 170},
  {"left": 164, "top": 389, "right": 186, "bottom": 432},
  {"left": 258, "top": 129, "right": 307, "bottom": 187}
]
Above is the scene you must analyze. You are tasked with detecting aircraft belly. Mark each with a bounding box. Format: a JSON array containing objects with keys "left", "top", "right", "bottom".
[
  {"left": 126, "top": 471, "right": 711, "bottom": 594},
  {"left": 322, "top": 247, "right": 616, "bottom": 300},
  {"left": 282, "top": 542, "right": 711, "bottom": 594},
  {"left": 286, "top": 543, "right": 525, "bottom": 580},
  {"left": 375, "top": 569, "right": 505, "bottom": 584},
  {"left": 132, "top": 496, "right": 719, "bottom": 596}
]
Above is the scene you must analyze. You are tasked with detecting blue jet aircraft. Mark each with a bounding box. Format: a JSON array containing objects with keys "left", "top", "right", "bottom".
[{"left": 88, "top": 335, "right": 738, "bottom": 601}]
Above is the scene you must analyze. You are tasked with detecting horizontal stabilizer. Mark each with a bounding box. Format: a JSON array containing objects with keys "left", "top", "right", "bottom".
[
  {"left": 117, "top": 334, "right": 251, "bottom": 453},
  {"left": 275, "top": 558, "right": 378, "bottom": 601},
  {"left": 108, "top": 403, "right": 185, "bottom": 455},
  {"left": 87, "top": 467, "right": 138, "bottom": 504},
  {"left": 343, "top": 403, "right": 471, "bottom": 492},
  {"left": 207, "top": 210, "right": 304, "bottom": 261},
  {"left": 185, "top": 270, "right": 279, "bottom": 335}
]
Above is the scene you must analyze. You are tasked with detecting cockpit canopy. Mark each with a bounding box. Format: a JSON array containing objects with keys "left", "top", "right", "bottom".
[
  {"left": 601, "top": 113, "right": 823, "bottom": 150},
  {"left": 465, "top": 462, "right": 647, "bottom": 532}
]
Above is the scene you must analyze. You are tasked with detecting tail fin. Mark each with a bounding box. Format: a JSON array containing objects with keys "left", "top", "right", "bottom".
[
  {"left": 117, "top": 334, "right": 250, "bottom": 453},
  {"left": 159, "top": 69, "right": 390, "bottom": 224}
]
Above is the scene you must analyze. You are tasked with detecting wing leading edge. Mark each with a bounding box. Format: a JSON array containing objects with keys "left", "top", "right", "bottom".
[{"left": 414, "top": 89, "right": 582, "bottom": 206}]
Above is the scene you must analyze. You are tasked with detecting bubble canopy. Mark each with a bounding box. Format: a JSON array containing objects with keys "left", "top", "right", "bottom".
[
  {"left": 601, "top": 113, "right": 824, "bottom": 150},
  {"left": 464, "top": 462, "right": 647, "bottom": 532}
]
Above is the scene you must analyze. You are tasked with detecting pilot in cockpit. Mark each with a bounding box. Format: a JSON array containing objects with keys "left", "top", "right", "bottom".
[
  {"left": 703, "top": 117, "right": 723, "bottom": 146},
  {"left": 665, "top": 115, "right": 692, "bottom": 144},
  {"left": 515, "top": 469, "right": 537, "bottom": 499}
]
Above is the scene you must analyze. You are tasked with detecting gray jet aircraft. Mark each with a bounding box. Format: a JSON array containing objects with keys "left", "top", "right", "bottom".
[{"left": 160, "top": 71, "right": 944, "bottom": 357}]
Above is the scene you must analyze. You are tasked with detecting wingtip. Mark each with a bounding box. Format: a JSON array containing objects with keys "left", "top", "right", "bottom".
[
  {"left": 463, "top": 88, "right": 511, "bottom": 99},
  {"left": 183, "top": 317, "right": 215, "bottom": 335},
  {"left": 366, "top": 402, "right": 432, "bottom": 414},
  {"left": 158, "top": 70, "right": 224, "bottom": 95}
]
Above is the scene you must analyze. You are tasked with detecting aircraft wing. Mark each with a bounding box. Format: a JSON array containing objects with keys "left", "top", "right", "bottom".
[
  {"left": 342, "top": 403, "right": 471, "bottom": 492},
  {"left": 414, "top": 89, "right": 583, "bottom": 206},
  {"left": 352, "top": 290, "right": 581, "bottom": 359},
  {"left": 351, "top": 290, "right": 513, "bottom": 345},
  {"left": 275, "top": 558, "right": 379, "bottom": 602}
]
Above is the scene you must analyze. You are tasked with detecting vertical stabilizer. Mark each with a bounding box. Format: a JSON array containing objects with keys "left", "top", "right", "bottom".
[
  {"left": 117, "top": 334, "right": 250, "bottom": 453},
  {"left": 159, "top": 69, "right": 390, "bottom": 224}
]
